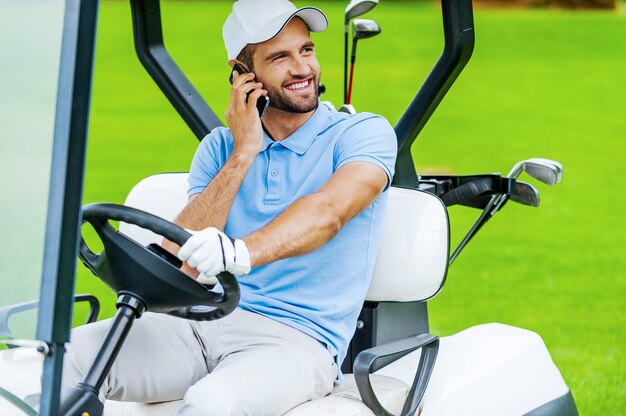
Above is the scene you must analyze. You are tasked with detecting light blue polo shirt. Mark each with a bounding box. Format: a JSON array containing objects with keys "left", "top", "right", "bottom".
[{"left": 188, "top": 103, "right": 397, "bottom": 370}]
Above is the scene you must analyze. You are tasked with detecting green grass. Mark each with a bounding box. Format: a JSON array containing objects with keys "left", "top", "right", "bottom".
[{"left": 75, "top": 1, "right": 626, "bottom": 413}]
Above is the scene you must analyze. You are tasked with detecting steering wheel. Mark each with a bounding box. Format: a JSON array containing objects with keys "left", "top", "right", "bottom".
[{"left": 78, "top": 203, "right": 240, "bottom": 321}]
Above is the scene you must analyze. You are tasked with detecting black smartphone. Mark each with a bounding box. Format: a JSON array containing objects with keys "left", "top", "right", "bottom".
[{"left": 229, "top": 63, "right": 270, "bottom": 118}]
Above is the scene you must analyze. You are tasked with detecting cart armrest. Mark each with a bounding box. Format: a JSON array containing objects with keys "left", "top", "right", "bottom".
[
  {"left": 354, "top": 333, "right": 439, "bottom": 416},
  {"left": 0, "top": 294, "right": 100, "bottom": 338}
]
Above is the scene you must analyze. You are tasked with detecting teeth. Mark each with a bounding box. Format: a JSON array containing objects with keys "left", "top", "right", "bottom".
[{"left": 286, "top": 80, "right": 309, "bottom": 91}]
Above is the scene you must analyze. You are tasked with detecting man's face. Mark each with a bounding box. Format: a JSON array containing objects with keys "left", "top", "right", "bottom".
[{"left": 251, "top": 18, "right": 321, "bottom": 114}]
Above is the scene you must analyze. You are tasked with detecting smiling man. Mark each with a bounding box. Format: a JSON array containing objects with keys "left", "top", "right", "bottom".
[{"left": 63, "top": 0, "right": 397, "bottom": 414}]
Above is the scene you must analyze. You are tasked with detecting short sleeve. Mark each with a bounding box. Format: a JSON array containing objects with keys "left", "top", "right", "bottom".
[
  {"left": 188, "top": 127, "right": 231, "bottom": 196},
  {"left": 334, "top": 114, "right": 397, "bottom": 189}
]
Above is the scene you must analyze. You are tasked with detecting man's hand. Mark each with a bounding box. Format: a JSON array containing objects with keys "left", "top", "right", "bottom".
[
  {"left": 178, "top": 228, "right": 251, "bottom": 277},
  {"left": 226, "top": 70, "right": 266, "bottom": 157}
]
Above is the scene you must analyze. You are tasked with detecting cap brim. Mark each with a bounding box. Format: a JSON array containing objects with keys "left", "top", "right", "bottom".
[{"left": 250, "top": 7, "right": 328, "bottom": 45}]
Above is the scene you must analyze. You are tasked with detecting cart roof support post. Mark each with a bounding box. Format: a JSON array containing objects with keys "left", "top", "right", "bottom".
[
  {"left": 130, "top": 0, "right": 224, "bottom": 140},
  {"left": 36, "top": 1, "right": 99, "bottom": 414},
  {"left": 393, "top": 0, "right": 475, "bottom": 187}
]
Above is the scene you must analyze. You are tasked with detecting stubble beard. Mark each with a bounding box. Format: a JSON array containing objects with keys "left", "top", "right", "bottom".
[{"left": 257, "top": 74, "right": 320, "bottom": 114}]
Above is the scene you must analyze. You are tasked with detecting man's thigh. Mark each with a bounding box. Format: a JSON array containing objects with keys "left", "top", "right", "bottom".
[
  {"left": 180, "top": 310, "right": 337, "bottom": 415},
  {"left": 63, "top": 312, "right": 209, "bottom": 403}
]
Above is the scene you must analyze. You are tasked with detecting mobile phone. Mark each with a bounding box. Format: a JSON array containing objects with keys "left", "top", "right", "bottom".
[{"left": 229, "top": 63, "right": 270, "bottom": 118}]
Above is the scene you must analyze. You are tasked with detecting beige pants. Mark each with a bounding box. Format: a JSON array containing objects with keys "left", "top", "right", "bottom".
[{"left": 62, "top": 308, "right": 337, "bottom": 415}]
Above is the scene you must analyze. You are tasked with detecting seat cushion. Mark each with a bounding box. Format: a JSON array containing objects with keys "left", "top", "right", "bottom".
[
  {"left": 285, "top": 375, "right": 408, "bottom": 416},
  {"left": 104, "top": 374, "right": 408, "bottom": 416}
]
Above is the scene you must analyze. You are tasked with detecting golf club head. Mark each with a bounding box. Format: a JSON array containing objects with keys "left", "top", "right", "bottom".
[
  {"left": 339, "top": 104, "right": 356, "bottom": 114},
  {"left": 321, "top": 100, "right": 337, "bottom": 112},
  {"left": 352, "top": 19, "right": 382, "bottom": 40},
  {"left": 507, "top": 158, "right": 564, "bottom": 186},
  {"left": 345, "top": 0, "right": 379, "bottom": 23},
  {"left": 511, "top": 181, "right": 540, "bottom": 207},
  {"left": 524, "top": 158, "right": 563, "bottom": 185}
]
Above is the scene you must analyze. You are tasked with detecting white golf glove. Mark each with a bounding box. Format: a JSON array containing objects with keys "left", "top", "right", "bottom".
[{"left": 177, "top": 227, "right": 251, "bottom": 277}]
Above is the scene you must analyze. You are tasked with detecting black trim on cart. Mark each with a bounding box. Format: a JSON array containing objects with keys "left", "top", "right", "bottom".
[
  {"left": 129, "top": 0, "right": 224, "bottom": 140},
  {"left": 393, "top": 0, "right": 475, "bottom": 188},
  {"left": 354, "top": 333, "right": 439, "bottom": 416},
  {"left": 524, "top": 391, "right": 579, "bottom": 416}
]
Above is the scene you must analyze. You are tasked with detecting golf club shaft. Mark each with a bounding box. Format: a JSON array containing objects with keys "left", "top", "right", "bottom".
[
  {"left": 449, "top": 194, "right": 501, "bottom": 264},
  {"left": 344, "top": 27, "right": 349, "bottom": 104},
  {"left": 347, "top": 41, "right": 358, "bottom": 104},
  {"left": 452, "top": 161, "right": 530, "bottom": 263},
  {"left": 347, "top": 63, "right": 355, "bottom": 104}
]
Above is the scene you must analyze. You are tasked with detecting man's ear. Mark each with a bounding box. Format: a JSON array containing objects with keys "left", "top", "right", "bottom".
[{"left": 229, "top": 60, "right": 251, "bottom": 72}]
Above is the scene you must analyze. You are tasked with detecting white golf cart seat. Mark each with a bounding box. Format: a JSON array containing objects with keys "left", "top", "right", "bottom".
[{"left": 105, "top": 172, "right": 449, "bottom": 416}]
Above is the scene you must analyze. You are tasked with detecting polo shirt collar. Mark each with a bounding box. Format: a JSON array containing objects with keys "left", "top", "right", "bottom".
[{"left": 260, "top": 101, "right": 329, "bottom": 155}]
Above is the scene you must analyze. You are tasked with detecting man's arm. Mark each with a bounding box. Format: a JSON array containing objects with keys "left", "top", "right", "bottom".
[
  {"left": 164, "top": 153, "right": 255, "bottom": 278},
  {"left": 162, "top": 70, "right": 266, "bottom": 259},
  {"left": 243, "top": 161, "right": 388, "bottom": 268},
  {"left": 176, "top": 161, "right": 389, "bottom": 279},
  {"left": 160, "top": 151, "right": 254, "bottom": 278},
  {"left": 173, "top": 71, "right": 266, "bottom": 232},
  {"left": 174, "top": 151, "right": 255, "bottom": 232}
]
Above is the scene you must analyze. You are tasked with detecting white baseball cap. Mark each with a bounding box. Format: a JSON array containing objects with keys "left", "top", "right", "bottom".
[{"left": 223, "top": 0, "right": 328, "bottom": 60}]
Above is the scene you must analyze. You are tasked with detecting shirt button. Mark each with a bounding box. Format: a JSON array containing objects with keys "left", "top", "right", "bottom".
[{"left": 271, "top": 170, "right": 278, "bottom": 177}]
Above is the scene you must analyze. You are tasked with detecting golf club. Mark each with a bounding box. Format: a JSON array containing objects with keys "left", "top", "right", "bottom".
[
  {"left": 510, "top": 181, "right": 540, "bottom": 207},
  {"left": 507, "top": 158, "right": 563, "bottom": 186},
  {"left": 344, "top": 0, "right": 378, "bottom": 104},
  {"left": 492, "top": 157, "right": 562, "bottom": 212},
  {"left": 450, "top": 158, "right": 563, "bottom": 264},
  {"left": 339, "top": 103, "right": 357, "bottom": 114},
  {"left": 346, "top": 19, "right": 382, "bottom": 105}
]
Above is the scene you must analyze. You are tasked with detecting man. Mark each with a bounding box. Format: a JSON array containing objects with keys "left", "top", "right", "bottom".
[{"left": 64, "top": 0, "right": 397, "bottom": 414}]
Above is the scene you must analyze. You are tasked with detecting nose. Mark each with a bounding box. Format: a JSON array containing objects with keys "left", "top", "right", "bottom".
[{"left": 289, "top": 55, "right": 310, "bottom": 77}]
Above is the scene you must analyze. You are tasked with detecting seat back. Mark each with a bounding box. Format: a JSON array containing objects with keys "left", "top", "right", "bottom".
[
  {"left": 120, "top": 173, "right": 189, "bottom": 246},
  {"left": 120, "top": 173, "right": 450, "bottom": 303},
  {"left": 368, "top": 186, "right": 449, "bottom": 302}
]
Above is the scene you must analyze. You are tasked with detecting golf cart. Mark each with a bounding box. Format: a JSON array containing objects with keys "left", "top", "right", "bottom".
[{"left": 0, "top": 0, "right": 578, "bottom": 415}]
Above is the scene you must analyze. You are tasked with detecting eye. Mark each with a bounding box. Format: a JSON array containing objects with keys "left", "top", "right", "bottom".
[
  {"left": 272, "top": 54, "right": 286, "bottom": 62},
  {"left": 302, "top": 46, "right": 314, "bottom": 54}
]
